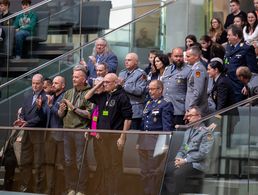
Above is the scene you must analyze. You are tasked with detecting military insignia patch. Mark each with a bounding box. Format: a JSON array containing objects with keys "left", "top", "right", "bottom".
[{"left": 195, "top": 71, "right": 201, "bottom": 78}]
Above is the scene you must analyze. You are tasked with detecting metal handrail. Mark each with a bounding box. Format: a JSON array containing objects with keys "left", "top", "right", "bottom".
[
  {"left": 0, "top": 0, "right": 52, "bottom": 24},
  {"left": 0, "top": 0, "right": 176, "bottom": 90}
]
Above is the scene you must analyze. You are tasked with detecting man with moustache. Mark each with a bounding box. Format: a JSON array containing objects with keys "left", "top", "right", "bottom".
[{"left": 162, "top": 47, "right": 191, "bottom": 125}]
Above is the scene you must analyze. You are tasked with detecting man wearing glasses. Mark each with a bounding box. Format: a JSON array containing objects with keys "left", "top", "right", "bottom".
[{"left": 163, "top": 106, "right": 214, "bottom": 195}]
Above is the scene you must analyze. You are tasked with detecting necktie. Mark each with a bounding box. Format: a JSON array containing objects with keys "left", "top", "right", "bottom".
[{"left": 32, "top": 94, "right": 37, "bottom": 105}]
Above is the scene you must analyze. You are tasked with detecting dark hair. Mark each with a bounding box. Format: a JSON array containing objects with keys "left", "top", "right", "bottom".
[
  {"left": 21, "top": 0, "right": 31, "bottom": 5},
  {"left": 227, "top": 24, "right": 243, "bottom": 40},
  {"left": 234, "top": 15, "right": 246, "bottom": 28},
  {"left": 200, "top": 35, "right": 212, "bottom": 43},
  {"left": 209, "top": 60, "right": 225, "bottom": 73},
  {"left": 0, "top": 0, "right": 10, "bottom": 6},
  {"left": 245, "top": 11, "right": 258, "bottom": 34},
  {"left": 153, "top": 54, "right": 170, "bottom": 72},
  {"left": 230, "top": 0, "right": 240, "bottom": 4},
  {"left": 236, "top": 66, "right": 252, "bottom": 80},
  {"left": 43, "top": 78, "right": 52, "bottom": 85},
  {"left": 210, "top": 43, "right": 225, "bottom": 59},
  {"left": 149, "top": 50, "right": 159, "bottom": 56},
  {"left": 185, "top": 34, "right": 197, "bottom": 50}
]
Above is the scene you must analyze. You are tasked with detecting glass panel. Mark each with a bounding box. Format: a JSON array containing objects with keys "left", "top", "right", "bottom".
[
  {"left": 0, "top": 127, "right": 171, "bottom": 194},
  {"left": 165, "top": 98, "right": 258, "bottom": 195}
]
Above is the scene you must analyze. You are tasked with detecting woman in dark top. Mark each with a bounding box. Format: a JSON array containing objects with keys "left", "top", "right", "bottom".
[
  {"left": 207, "top": 58, "right": 237, "bottom": 110},
  {"left": 209, "top": 17, "right": 228, "bottom": 44}
]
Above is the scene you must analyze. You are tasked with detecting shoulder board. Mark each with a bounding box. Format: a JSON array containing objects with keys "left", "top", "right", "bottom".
[
  {"left": 163, "top": 97, "right": 170, "bottom": 103},
  {"left": 240, "top": 43, "right": 244, "bottom": 47},
  {"left": 120, "top": 68, "right": 127, "bottom": 73}
]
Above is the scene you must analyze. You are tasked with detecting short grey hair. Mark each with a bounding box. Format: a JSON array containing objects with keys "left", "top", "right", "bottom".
[
  {"left": 189, "top": 46, "right": 202, "bottom": 57},
  {"left": 73, "top": 64, "right": 88, "bottom": 76}
]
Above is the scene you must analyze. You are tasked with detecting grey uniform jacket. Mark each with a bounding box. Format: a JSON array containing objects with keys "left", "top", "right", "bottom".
[
  {"left": 162, "top": 64, "right": 191, "bottom": 115},
  {"left": 185, "top": 61, "right": 208, "bottom": 115},
  {"left": 176, "top": 123, "right": 214, "bottom": 172},
  {"left": 119, "top": 67, "right": 147, "bottom": 118}
]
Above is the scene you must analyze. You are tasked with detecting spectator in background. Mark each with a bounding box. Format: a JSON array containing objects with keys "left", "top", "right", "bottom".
[
  {"left": 13, "top": 73, "right": 47, "bottom": 193},
  {"left": 224, "top": 24, "right": 258, "bottom": 102},
  {"left": 236, "top": 66, "right": 258, "bottom": 99},
  {"left": 210, "top": 43, "right": 225, "bottom": 60},
  {"left": 153, "top": 53, "right": 170, "bottom": 80},
  {"left": 199, "top": 35, "right": 212, "bottom": 63},
  {"left": 0, "top": 0, "right": 12, "bottom": 26},
  {"left": 233, "top": 15, "right": 245, "bottom": 29},
  {"left": 45, "top": 76, "right": 66, "bottom": 195},
  {"left": 162, "top": 47, "right": 191, "bottom": 125},
  {"left": 58, "top": 65, "right": 92, "bottom": 195},
  {"left": 136, "top": 27, "right": 154, "bottom": 48},
  {"left": 209, "top": 17, "right": 228, "bottom": 44},
  {"left": 43, "top": 78, "right": 53, "bottom": 95},
  {"left": 243, "top": 11, "right": 258, "bottom": 45},
  {"left": 185, "top": 34, "right": 197, "bottom": 51},
  {"left": 207, "top": 58, "right": 237, "bottom": 111},
  {"left": 88, "top": 62, "right": 109, "bottom": 87},
  {"left": 144, "top": 50, "right": 158, "bottom": 75},
  {"left": 185, "top": 46, "right": 209, "bottom": 116},
  {"left": 118, "top": 53, "right": 147, "bottom": 130},
  {"left": 163, "top": 106, "right": 214, "bottom": 195},
  {"left": 13, "top": 0, "right": 37, "bottom": 59},
  {"left": 138, "top": 80, "right": 174, "bottom": 195},
  {"left": 80, "top": 38, "right": 118, "bottom": 78},
  {"left": 224, "top": 0, "right": 247, "bottom": 29},
  {"left": 254, "top": 0, "right": 258, "bottom": 17}
]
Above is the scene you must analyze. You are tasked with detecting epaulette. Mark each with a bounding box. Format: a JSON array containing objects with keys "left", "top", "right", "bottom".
[
  {"left": 240, "top": 42, "right": 244, "bottom": 47},
  {"left": 163, "top": 97, "right": 170, "bottom": 102}
]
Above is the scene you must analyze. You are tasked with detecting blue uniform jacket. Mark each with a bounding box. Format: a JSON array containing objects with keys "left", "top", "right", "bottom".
[
  {"left": 87, "top": 52, "right": 118, "bottom": 78},
  {"left": 176, "top": 123, "right": 214, "bottom": 172},
  {"left": 224, "top": 42, "right": 258, "bottom": 100}
]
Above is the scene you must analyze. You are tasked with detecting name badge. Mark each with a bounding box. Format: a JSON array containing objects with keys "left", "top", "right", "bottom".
[
  {"left": 183, "top": 143, "right": 189, "bottom": 151},
  {"left": 103, "top": 110, "right": 109, "bottom": 116},
  {"left": 93, "top": 116, "right": 98, "bottom": 122}
]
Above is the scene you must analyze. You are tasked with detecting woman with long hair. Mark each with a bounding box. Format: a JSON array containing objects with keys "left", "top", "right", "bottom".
[
  {"left": 243, "top": 10, "right": 258, "bottom": 44},
  {"left": 153, "top": 54, "right": 170, "bottom": 80},
  {"left": 208, "top": 17, "right": 227, "bottom": 44}
]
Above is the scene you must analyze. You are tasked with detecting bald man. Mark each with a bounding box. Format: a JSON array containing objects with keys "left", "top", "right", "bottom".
[
  {"left": 14, "top": 73, "right": 47, "bottom": 193},
  {"left": 119, "top": 52, "right": 147, "bottom": 130},
  {"left": 85, "top": 73, "right": 132, "bottom": 195},
  {"left": 45, "top": 76, "right": 66, "bottom": 195}
]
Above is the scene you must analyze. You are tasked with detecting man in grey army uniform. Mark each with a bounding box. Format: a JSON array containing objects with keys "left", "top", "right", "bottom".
[
  {"left": 162, "top": 47, "right": 191, "bottom": 125},
  {"left": 118, "top": 52, "right": 147, "bottom": 130},
  {"left": 185, "top": 46, "right": 208, "bottom": 116},
  {"left": 163, "top": 106, "right": 214, "bottom": 195}
]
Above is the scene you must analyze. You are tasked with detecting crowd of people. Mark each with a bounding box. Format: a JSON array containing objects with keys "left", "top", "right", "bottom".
[{"left": 1, "top": 0, "right": 258, "bottom": 195}]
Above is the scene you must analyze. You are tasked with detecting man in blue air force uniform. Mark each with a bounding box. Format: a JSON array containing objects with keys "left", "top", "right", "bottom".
[
  {"left": 162, "top": 47, "right": 191, "bottom": 125},
  {"left": 163, "top": 106, "right": 214, "bottom": 195},
  {"left": 137, "top": 80, "right": 174, "bottom": 195}
]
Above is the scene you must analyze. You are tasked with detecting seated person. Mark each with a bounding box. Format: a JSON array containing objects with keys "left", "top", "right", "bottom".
[
  {"left": 163, "top": 106, "right": 214, "bottom": 195},
  {"left": 13, "top": 0, "right": 37, "bottom": 59}
]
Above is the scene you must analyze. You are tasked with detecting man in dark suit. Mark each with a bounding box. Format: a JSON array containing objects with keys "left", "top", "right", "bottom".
[
  {"left": 163, "top": 106, "right": 214, "bottom": 195},
  {"left": 14, "top": 73, "right": 47, "bottom": 193},
  {"left": 224, "top": 24, "right": 258, "bottom": 102},
  {"left": 138, "top": 80, "right": 174, "bottom": 195}
]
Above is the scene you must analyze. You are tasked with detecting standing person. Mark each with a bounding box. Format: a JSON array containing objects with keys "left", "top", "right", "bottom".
[
  {"left": 13, "top": 0, "right": 37, "bottom": 59},
  {"left": 58, "top": 65, "right": 92, "bottom": 195},
  {"left": 224, "top": 0, "right": 247, "bottom": 29},
  {"left": 224, "top": 24, "right": 258, "bottom": 102},
  {"left": 87, "top": 62, "right": 109, "bottom": 87},
  {"left": 0, "top": 0, "right": 12, "bottom": 25},
  {"left": 163, "top": 106, "right": 214, "bottom": 195},
  {"left": 138, "top": 80, "right": 174, "bottom": 195},
  {"left": 243, "top": 11, "right": 258, "bottom": 45},
  {"left": 185, "top": 46, "right": 209, "bottom": 116},
  {"left": 153, "top": 53, "right": 170, "bottom": 80},
  {"left": 43, "top": 78, "right": 53, "bottom": 95},
  {"left": 162, "top": 47, "right": 191, "bottom": 125},
  {"left": 208, "top": 17, "right": 228, "bottom": 44},
  {"left": 13, "top": 73, "right": 47, "bottom": 193},
  {"left": 85, "top": 73, "right": 132, "bottom": 195},
  {"left": 45, "top": 76, "right": 66, "bottom": 195},
  {"left": 118, "top": 52, "right": 147, "bottom": 130},
  {"left": 207, "top": 58, "right": 237, "bottom": 110},
  {"left": 199, "top": 35, "right": 213, "bottom": 63},
  {"left": 80, "top": 37, "right": 118, "bottom": 78}
]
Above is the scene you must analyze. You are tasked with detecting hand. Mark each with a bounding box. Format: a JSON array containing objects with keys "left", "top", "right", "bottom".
[
  {"left": 241, "top": 86, "right": 248, "bottom": 96},
  {"left": 63, "top": 99, "right": 74, "bottom": 111},
  {"left": 79, "top": 59, "right": 87, "bottom": 67},
  {"left": 174, "top": 157, "right": 186, "bottom": 168},
  {"left": 117, "top": 137, "right": 126, "bottom": 151},
  {"left": 59, "top": 102, "right": 67, "bottom": 112},
  {"left": 13, "top": 119, "right": 27, "bottom": 127},
  {"left": 46, "top": 95, "right": 53, "bottom": 106},
  {"left": 36, "top": 95, "right": 42, "bottom": 109},
  {"left": 89, "top": 56, "right": 96, "bottom": 65}
]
